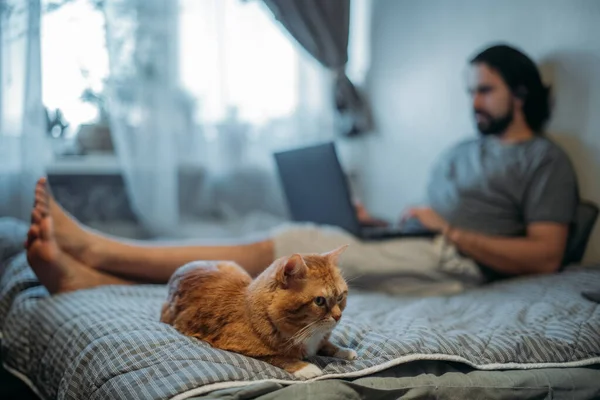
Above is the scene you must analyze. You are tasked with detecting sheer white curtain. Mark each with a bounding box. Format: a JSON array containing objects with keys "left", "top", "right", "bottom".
[
  {"left": 0, "top": 0, "right": 48, "bottom": 220},
  {"left": 102, "top": 0, "right": 336, "bottom": 236}
]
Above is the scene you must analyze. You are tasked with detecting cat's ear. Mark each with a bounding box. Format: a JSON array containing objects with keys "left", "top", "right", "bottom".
[
  {"left": 277, "top": 253, "right": 307, "bottom": 287},
  {"left": 322, "top": 244, "right": 349, "bottom": 265}
]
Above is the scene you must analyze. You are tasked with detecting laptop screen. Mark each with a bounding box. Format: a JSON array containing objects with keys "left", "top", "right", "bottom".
[{"left": 274, "top": 142, "right": 361, "bottom": 236}]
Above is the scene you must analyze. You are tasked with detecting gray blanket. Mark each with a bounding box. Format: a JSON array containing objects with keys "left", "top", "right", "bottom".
[{"left": 1, "top": 249, "right": 600, "bottom": 400}]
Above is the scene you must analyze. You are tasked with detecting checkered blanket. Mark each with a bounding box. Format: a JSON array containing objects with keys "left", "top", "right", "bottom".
[{"left": 2, "top": 247, "right": 600, "bottom": 399}]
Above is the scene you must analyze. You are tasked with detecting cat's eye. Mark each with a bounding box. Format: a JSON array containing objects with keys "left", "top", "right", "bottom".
[
  {"left": 337, "top": 294, "right": 345, "bottom": 303},
  {"left": 314, "top": 296, "right": 326, "bottom": 307}
]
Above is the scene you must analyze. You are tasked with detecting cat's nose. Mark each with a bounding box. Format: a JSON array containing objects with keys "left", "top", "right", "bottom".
[{"left": 332, "top": 314, "right": 341, "bottom": 322}]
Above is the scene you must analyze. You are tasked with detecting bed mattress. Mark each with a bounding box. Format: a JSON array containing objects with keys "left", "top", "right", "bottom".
[{"left": 1, "top": 246, "right": 600, "bottom": 400}]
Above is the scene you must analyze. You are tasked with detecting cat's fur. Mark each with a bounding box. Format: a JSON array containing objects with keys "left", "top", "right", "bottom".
[{"left": 160, "top": 245, "right": 356, "bottom": 379}]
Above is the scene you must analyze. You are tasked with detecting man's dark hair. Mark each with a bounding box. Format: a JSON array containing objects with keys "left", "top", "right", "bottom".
[{"left": 470, "top": 44, "right": 552, "bottom": 134}]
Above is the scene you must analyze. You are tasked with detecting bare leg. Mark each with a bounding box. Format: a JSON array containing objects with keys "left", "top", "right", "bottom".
[
  {"left": 25, "top": 183, "right": 132, "bottom": 294},
  {"left": 35, "top": 178, "right": 276, "bottom": 283}
]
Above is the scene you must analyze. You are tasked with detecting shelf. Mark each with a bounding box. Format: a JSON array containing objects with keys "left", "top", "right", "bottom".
[{"left": 46, "top": 153, "right": 121, "bottom": 175}]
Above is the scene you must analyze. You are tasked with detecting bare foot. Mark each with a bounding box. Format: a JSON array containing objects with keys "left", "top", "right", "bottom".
[
  {"left": 31, "top": 178, "right": 104, "bottom": 268},
  {"left": 26, "top": 182, "right": 130, "bottom": 294}
]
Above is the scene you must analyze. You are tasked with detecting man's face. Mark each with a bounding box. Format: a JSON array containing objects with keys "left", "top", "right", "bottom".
[{"left": 466, "top": 63, "right": 515, "bottom": 136}]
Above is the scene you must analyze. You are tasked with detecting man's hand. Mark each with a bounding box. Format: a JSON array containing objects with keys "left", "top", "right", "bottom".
[
  {"left": 355, "top": 201, "right": 371, "bottom": 222},
  {"left": 403, "top": 207, "right": 449, "bottom": 232},
  {"left": 354, "top": 201, "right": 389, "bottom": 227}
]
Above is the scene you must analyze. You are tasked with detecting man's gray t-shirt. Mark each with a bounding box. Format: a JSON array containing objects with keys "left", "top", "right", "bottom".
[{"left": 427, "top": 136, "right": 579, "bottom": 238}]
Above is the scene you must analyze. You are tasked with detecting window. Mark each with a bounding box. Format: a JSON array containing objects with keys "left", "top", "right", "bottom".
[
  {"left": 41, "top": 0, "right": 313, "bottom": 135},
  {"left": 41, "top": 0, "right": 108, "bottom": 137},
  {"left": 180, "top": 0, "right": 302, "bottom": 125}
]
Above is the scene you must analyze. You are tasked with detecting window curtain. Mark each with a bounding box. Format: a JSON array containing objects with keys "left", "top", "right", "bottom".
[
  {"left": 262, "top": 0, "right": 373, "bottom": 137},
  {"left": 101, "top": 0, "right": 337, "bottom": 237},
  {"left": 101, "top": 0, "right": 181, "bottom": 235},
  {"left": 0, "top": 0, "right": 48, "bottom": 220}
]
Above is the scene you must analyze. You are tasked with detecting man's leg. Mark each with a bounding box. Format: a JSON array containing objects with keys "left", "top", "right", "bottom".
[
  {"left": 90, "top": 236, "right": 274, "bottom": 283},
  {"left": 32, "top": 178, "right": 483, "bottom": 290},
  {"left": 272, "top": 223, "right": 484, "bottom": 296},
  {"left": 33, "top": 178, "right": 275, "bottom": 283},
  {"left": 26, "top": 183, "right": 133, "bottom": 294}
]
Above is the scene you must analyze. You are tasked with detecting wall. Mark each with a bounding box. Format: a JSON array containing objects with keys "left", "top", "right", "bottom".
[{"left": 359, "top": 0, "right": 600, "bottom": 264}]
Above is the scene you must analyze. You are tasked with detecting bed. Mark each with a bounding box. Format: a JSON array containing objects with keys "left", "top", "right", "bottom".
[{"left": 1, "top": 218, "right": 600, "bottom": 400}]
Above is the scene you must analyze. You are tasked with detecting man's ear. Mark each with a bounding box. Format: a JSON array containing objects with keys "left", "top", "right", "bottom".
[
  {"left": 276, "top": 254, "right": 307, "bottom": 287},
  {"left": 515, "top": 86, "right": 528, "bottom": 100},
  {"left": 514, "top": 86, "right": 528, "bottom": 109}
]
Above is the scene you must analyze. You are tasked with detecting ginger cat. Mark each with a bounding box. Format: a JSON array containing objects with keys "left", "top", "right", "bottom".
[{"left": 160, "top": 245, "right": 356, "bottom": 379}]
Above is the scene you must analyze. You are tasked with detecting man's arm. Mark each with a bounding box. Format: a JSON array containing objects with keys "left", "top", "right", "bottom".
[
  {"left": 445, "top": 222, "right": 569, "bottom": 275},
  {"left": 407, "top": 207, "right": 571, "bottom": 276}
]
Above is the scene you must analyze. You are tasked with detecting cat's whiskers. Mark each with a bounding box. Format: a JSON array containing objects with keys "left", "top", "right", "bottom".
[
  {"left": 284, "top": 319, "right": 323, "bottom": 350},
  {"left": 285, "top": 318, "right": 334, "bottom": 352},
  {"left": 286, "top": 330, "right": 316, "bottom": 352},
  {"left": 346, "top": 282, "right": 365, "bottom": 291},
  {"left": 340, "top": 272, "right": 365, "bottom": 291},
  {"left": 293, "top": 324, "right": 321, "bottom": 346},
  {"left": 284, "top": 320, "right": 318, "bottom": 345},
  {"left": 342, "top": 273, "right": 364, "bottom": 284}
]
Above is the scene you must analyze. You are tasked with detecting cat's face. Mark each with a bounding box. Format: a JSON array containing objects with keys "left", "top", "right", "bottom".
[{"left": 266, "top": 246, "right": 349, "bottom": 345}]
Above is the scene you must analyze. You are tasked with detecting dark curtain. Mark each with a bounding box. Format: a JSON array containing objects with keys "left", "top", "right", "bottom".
[{"left": 262, "top": 0, "right": 373, "bottom": 137}]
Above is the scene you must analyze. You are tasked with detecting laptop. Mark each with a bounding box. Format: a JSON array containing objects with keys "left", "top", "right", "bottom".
[{"left": 273, "top": 142, "right": 436, "bottom": 241}]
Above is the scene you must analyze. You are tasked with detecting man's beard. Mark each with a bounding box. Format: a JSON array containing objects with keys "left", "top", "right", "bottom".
[{"left": 474, "top": 102, "right": 514, "bottom": 136}]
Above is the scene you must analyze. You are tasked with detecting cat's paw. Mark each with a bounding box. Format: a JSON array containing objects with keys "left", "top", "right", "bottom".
[
  {"left": 293, "top": 363, "right": 323, "bottom": 379},
  {"left": 334, "top": 347, "right": 357, "bottom": 361}
]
